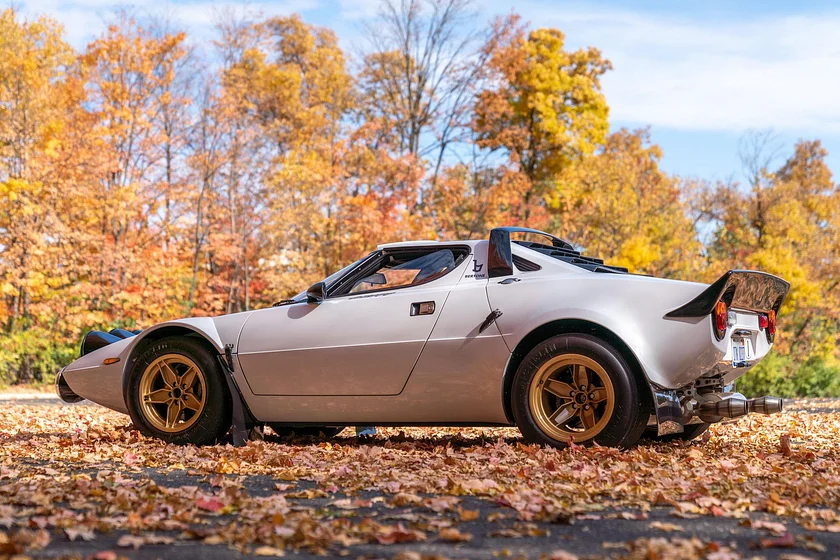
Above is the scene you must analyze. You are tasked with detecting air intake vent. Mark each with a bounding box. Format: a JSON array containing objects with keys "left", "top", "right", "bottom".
[
  {"left": 513, "top": 240, "right": 628, "bottom": 274},
  {"left": 513, "top": 255, "right": 541, "bottom": 272}
]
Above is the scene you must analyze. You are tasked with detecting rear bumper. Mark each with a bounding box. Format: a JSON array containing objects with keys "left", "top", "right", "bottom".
[{"left": 55, "top": 368, "right": 84, "bottom": 404}]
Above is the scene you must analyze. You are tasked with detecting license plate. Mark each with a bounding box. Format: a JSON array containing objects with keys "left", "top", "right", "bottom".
[{"left": 732, "top": 338, "right": 747, "bottom": 365}]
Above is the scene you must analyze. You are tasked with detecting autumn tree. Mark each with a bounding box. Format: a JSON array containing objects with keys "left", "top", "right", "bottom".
[
  {"left": 80, "top": 13, "right": 192, "bottom": 322},
  {"left": 212, "top": 15, "right": 355, "bottom": 303},
  {"left": 546, "top": 129, "right": 701, "bottom": 277},
  {"left": 0, "top": 9, "right": 93, "bottom": 381},
  {"left": 472, "top": 17, "right": 611, "bottom": 225},
  {"left": 358, "top": 0, "right": 483, "bottom": 179}
]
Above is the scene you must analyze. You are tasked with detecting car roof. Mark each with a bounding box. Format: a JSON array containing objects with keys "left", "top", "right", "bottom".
[{"left": 377, "top": 239, "right": 482, "bottom": 250}]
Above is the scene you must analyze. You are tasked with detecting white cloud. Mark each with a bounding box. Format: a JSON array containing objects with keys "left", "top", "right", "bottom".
[
  {"left": 337, "top": 0, "right": 380, "bottom": 21},
  {"left": 483, "top": 2, "right": 840, "bottom": 133},
  {"left": 19, "top": 0, "right": 318, "bottom": 48}
]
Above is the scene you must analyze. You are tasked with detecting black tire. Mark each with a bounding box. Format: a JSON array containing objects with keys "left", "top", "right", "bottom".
[
  {"left": 126, "top": 337, "right": 232, "bottom": 445},
  {"left": 269, "top": 425, "right": 345, "bottom": 439},
  {"left": 645, "top": 422, "right": 710, "bottom": 442},
  {"left": 511, "top": 334, "right": 651, "bottom": 449}
]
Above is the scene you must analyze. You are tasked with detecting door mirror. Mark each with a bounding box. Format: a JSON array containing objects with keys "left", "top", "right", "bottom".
[{"left": 306, "top": 281, "right": 327, "bottom": 303}]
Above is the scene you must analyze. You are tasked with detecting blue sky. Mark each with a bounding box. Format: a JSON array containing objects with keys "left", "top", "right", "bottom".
[{"left": 19, "top": 0, "right": 840, "bottom": 183}]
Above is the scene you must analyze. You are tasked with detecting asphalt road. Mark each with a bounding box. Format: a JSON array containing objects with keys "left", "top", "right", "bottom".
[
  {"left": 35, "top": 469, "right": 840, "bottom": 560},
  {"left": 5, "top": 396, "right": 839, "bottom": 559}
]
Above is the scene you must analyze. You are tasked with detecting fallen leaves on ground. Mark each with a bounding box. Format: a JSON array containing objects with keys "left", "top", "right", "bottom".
[{"left": 0, "top": 401, "right": 839, "bottom": 556}]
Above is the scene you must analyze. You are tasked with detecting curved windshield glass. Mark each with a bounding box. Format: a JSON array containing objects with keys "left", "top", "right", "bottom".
[
  {"left": 284, "top": 253, "right": 374, "bottom": 304},
  {"left": 348, "top": 249, "right": 456, "bottom": 294}
]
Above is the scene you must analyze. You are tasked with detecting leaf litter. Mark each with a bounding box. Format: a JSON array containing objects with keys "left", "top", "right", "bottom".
[{"left": 0, "top": 401, "right": 838, "bottom": 557}]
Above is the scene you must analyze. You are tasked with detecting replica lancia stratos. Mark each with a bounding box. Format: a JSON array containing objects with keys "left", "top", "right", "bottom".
[{"left": 56, "top": 227, "right": 790, "bottom": 448}]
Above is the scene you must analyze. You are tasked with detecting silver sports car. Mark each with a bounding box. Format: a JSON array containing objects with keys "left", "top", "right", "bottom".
[{"left": 56, "top": 227, "right": 790, "bottom": 448}]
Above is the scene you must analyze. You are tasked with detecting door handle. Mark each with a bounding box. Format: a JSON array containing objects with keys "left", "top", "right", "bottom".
[
  {"left": 410, "top": 301, "right": 435, "bottom": 316},
  {"left": 479, "top": 309, "right": 503, "bottom": 333},
  {"left": 499, "top": 277, "right": 520, "bottom": 284}
]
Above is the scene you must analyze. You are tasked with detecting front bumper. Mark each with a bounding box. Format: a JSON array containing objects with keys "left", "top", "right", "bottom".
[{"left": 55, "top": 368, "right": 84, "bottom": 403}]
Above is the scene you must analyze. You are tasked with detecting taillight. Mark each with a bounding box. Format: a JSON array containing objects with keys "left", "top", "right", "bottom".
[
  {"left": 713, "top": 301, "right": 727, "bottom": 340},
  {"left": 759, "top": 311, "right": 777, "bottom": 343},
  {"left": 766, "top": 310, "right": 776, "bottom": 342}
]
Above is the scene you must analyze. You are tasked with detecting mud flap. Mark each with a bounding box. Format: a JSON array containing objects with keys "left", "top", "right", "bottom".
[
  {"left": 217, "top": 346, "right": 257, "bottom": 447},
  {"left": 651, "top": 387, "right": 684, "bottom": 436}
]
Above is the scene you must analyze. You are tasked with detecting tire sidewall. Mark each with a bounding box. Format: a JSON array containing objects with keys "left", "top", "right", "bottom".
[
  {"left": 126, "top": 337, "right": 231, "bottom": 445},
  {"left": 512, "top": 334, "right": 649, "bottom": 448}
]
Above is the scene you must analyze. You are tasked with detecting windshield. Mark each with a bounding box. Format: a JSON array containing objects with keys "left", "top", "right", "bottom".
[
  {"left": 348, "top": 249, "right": 457, "bottom": 294},
  {"left": 283, "top": 253, "right": 374, "bottom": 304}
]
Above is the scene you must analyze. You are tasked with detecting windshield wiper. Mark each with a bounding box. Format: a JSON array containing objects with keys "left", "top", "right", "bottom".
[{"left": 272, "top": 299, "right": 298, "bottom": 307}]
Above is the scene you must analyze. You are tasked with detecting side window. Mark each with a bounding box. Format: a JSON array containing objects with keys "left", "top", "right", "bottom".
[{"left": 345, "top": 249, "right": 460, "bottom": 296}]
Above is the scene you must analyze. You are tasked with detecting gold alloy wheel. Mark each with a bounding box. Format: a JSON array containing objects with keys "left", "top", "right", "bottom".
[
  {"left": 139, "top": 354, "right": 206, "bottom": 433},
  {"left": 528, "top": 353, "right": 615, "bottom": 443}
]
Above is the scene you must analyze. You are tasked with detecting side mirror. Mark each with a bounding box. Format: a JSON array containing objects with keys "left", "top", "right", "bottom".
[{"left": 306, "top": 281, "right": 327, "bottom": 303}]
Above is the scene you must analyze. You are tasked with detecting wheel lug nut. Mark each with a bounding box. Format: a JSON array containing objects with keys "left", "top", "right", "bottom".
[
  {"left": 580, "top": 385, "right": 586, "bottom": 391},
  {"left": 589, "top": 393, "right": 595, "bottom": 399},
  {"left": 584, "top": 405, "right": 590, "bottom": 410}
]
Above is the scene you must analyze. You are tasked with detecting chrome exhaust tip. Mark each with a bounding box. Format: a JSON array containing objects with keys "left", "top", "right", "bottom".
[
  {"left": 698, "top": 397, "right": 750, "bottom": 420},
  {"left": 749, "top": 396, "right": 783, "bottom": 415},
  {"left": 696, "top": 395, "right": 784, "bottom": 422}
]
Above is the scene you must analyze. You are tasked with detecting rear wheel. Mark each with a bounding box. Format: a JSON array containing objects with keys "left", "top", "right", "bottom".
[
  {"left": 269, "top": 425, "right": 345, "bottom": 439},
  {"left": 126, "top": 337, "right": 231, "bottom": 445},
  {"left": 512, "top": 334, "right": 651, "bottom": 448}
]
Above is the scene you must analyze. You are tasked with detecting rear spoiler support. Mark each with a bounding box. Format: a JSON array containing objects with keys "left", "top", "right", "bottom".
[{"left": 665, "top": 270, "right": 790, "bottom": 318}]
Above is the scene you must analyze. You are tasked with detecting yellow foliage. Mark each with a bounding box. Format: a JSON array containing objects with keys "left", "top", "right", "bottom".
[
  {"left": 548, "top": 129, "right": 701, "bottom": 278},
  {"left": 0, "top": 6, "right": 836, "bottom": 385}
]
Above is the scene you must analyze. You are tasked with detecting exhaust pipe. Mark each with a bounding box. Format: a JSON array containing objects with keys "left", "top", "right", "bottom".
[
  {"left": 750, "top": 396, "right": 783, "bottom": 415},
  {"left": 697, "top": 396, "right": 783, "bottom": 422}
]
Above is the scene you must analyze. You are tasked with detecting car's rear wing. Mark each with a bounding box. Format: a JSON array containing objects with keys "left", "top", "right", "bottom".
[{"left": 665, "top": 270, "right": 790, "bottom": 318}]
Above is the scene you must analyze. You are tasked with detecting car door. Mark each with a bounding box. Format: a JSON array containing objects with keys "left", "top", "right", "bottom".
[{"left": 236, "top": 246, "right": 469, "bottom": 396}]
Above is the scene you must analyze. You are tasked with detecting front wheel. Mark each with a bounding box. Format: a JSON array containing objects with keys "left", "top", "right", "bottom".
[
  {"left": 126, "top": 337, "right": 232, "bottom": 445},
  {"left": 511, "top": 334, "right": 651, "bottom": 448}
]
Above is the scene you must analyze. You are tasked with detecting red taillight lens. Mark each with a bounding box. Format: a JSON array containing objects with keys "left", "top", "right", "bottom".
[
  {"left": 760, "top": 310, "right": 777, "bottom": 343},
  {"left": 713, "top": 301, "right": 728, "bottom": 339}
]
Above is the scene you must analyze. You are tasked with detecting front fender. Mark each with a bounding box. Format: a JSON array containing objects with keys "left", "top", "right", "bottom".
[
  {"left": 61, "top": 318, "right": 228, "bottom": 414},
  {"left": 62, "top": 337, "right": 134, "bottom": 413},
  {"left": 130, "top": 318, "right": 226, "bottom": 353}
]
